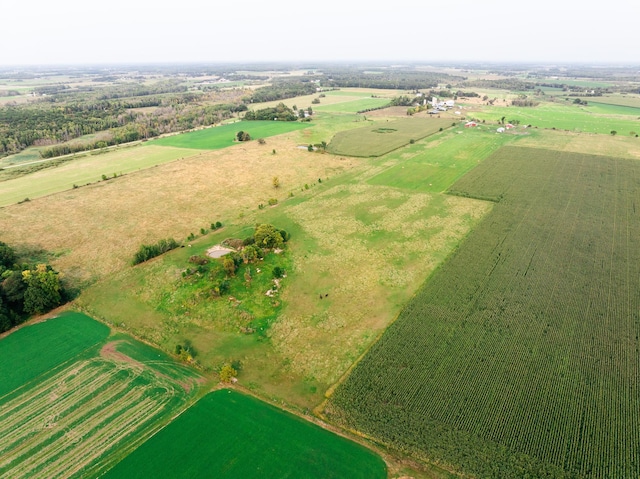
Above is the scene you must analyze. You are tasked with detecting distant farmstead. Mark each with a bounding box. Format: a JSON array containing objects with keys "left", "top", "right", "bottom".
[{"left": 465, "top": 121, "right": 478, "bottom": 128}]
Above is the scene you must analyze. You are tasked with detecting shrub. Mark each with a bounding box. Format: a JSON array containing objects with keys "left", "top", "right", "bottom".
[
  {"left": 273, "top": 266, "right": 284, "bottom": 278},
  {"left": 268, "top": 198, "right": 278, "bottom": 206},
  {"left": 188, "top": 255, "right": 208, "bottom": 265},
  {"left": 219, "top": 363, "right": 237, "bottom": 382}
]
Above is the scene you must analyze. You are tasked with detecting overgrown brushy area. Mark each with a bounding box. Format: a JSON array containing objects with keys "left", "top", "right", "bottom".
[{"left": 328, "top": 146, "right": 640, "bottom": 478}]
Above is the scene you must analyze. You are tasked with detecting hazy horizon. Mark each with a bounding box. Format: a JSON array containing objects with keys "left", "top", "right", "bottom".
[{"left": 2, "top": 0, "right": 640, "bottom": 67}]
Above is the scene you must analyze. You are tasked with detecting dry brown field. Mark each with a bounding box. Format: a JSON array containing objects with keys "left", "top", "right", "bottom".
[{"left": 0, "top": 132, "right": 357, "bottom": 286}]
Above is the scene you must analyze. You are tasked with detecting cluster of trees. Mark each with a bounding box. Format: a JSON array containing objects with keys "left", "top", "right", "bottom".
[
  {"left": 132, "top": 238, "right": 180, "bottom": 265},
  {"left": 511, "top": 99, "right": 540, "bottom": 107},
  {"left": 389, "top": 96, "right": 415, "bottom": 107},
  {"left": 0, "top": 242, "right": 65, "bottom": 333},
  {"left": 182, "top": 224, "right": 289, "bottom": 299},
  {"left": 244, "top": 102, "right": 298, "bottom": 121}
]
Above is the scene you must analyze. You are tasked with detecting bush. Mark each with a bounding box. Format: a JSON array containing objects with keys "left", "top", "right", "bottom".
[
  {"left": 273, "top": 266, "right": 284, "bottom": 278},
  {"left": 268, "top": 198, "right": 278, "bottom": 206}
]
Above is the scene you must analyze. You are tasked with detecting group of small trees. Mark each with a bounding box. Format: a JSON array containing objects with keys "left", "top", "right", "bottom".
[
  {"left": 243, "top": 103, "right": 298, "bottom": 121},
  {"left": 182, "top": 223, "right": 289, "bottom": 300},
  {"left": 132, "top": 238, "right": 179, "bottom": 265},
  {"left": 0, "top": 241, "right": 65, "bottom": 333}
]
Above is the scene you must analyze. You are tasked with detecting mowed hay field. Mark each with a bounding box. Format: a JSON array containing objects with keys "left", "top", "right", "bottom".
[
  {"left": 103, "top": 389, "right": 387, "bottom": 479},
  {"left": 0, "top": 312, "right": 205, "bottom": 479},
  {"left": 0, "top": 131, "right": 356, "bottom": 286},
  {"left": 328, "top": 117, "right": 453, "bottom": 157},
  {"left": 151, "top": 120, "right": 310, "bottom": 149},
  {"left": 328, "top": 146, "right": 640, "bottom": 478},
  {"left": 367, "top": 126, "right": 519, "bottom": 192},
  {"left": 471, "top": 102, "right": 640, "bottom": 134},
  {"left": 0, "top": 144, "right": 199, "bottom": 207}
]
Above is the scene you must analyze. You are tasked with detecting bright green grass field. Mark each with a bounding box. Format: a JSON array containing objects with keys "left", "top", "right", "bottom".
[
  {"left": 368, "top": 127, "right": 520, "bottom": 192},
  {"left": 473, "top": 103, "right": 640, "bottom": 134},
  {"left": 0, "top": 144, "right": 198, "bottom": 207},
  {"left": 152, "top": 121, "right": 310, "bottom": 149},
  {"left": 313, "top": 97, "right": 390, "bottom": 113},
  {"left": 328, "top": 117, "right": 453, "bottom": 157},
  {"left": 586, "top": 95, "right": 640, "bottom": 109},
  {"left": 0, "top": 312, "right": 109, "bottom": 398},
  {"left": 104, "top": 389, "right": 387, "bottom": 479}
]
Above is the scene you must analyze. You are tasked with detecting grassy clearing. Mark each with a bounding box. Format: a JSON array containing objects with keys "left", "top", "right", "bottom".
[
  {"left": 76, "top": 120, "right": 491, "bottom": 407},
  {"left": 586, "top": 94, "right": 640, "bottom": 109},
  {"left": 0, "top": 312, "right": 109, "bottom": 398},
  {"left": 329, "top": 146, "right": 640, "bottom": 478},
  {"left": 313, "top": 97, "right": 390, "bottom": 113},
  {"left": 152, "top": 120, "right": 310, "bottom": 149},
  {"left": 515, "top": 128, "right": 640, "bottom": 159},
  {"left": 0, "top": 313, "right": 205, "bottom": 479},
  {"left": 0, "top": 133, "right": 354, "bottom": 286},
  {"left": 103, "top": 389, "right": 387, "bottom": 479},
  {"left": 266, "top": 182, "right": 490, "bottom": 386},
  {"left": 472, "top": 102, "right": 640, "bottom": 134},
  {"left": 328, "top": 117, "right": 453, "bottom": 157},
  {"left": 0, "top": 144, "right": 198, "bottom": 207},
  {"left": 367, "top": 126, "right": 519, "bottom": 192}
]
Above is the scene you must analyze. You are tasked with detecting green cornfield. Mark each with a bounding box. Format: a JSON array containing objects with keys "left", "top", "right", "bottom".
[{"left": 327, "top": 146, "right": 640, "bottom": 478}]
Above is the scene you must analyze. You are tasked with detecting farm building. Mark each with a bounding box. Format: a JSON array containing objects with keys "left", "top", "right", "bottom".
[
  {"left": 465, "top": 121, "right": 478, "bottom": 128},
  {"left": 497, "top": 127, "right": 505, "bottom": 133},
  {"left": 505, "top": 123, "right": 515, "bottom": 129}
]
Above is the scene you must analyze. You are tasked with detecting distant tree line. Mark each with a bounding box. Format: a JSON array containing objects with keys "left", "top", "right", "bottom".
[
  {"left": 461, "top": 79, "right": 535, "bottom": 91},
  {"left": 244, "top": 82, "right": 318, "bottom": 103},
  {"left": 0, "top": 87, "right": 249, "bottom": 159},
  {"left": 318, "top": 69, "right": 462, "bottom": 90},
  {"left": 0, "top": 241, "right": 66, "bottom": 333}
]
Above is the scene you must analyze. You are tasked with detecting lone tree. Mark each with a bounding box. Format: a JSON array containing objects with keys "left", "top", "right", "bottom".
[
  {"left": 254, "top": 224, "right": 284, "bottom": 249},
  {"left": 236, "top": 131, "right": 251, "bottom": 142},
  {"left": 219, "top": 363, "right": 237, "bottom": 383},
  {"left": 273, "top": 176, "right": 280, "bottom": 188}
]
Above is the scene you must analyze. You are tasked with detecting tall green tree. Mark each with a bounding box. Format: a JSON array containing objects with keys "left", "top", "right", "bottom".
[{"left": 22, "top": 264, "right": 62, "bottom": 315}]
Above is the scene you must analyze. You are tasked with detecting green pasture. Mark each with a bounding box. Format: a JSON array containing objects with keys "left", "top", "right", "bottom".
[
  {"left": 328, "top": 117, "right": 452, "bottom": 157},
  {"left": 368, "top": 127, "right": 520, "bottom": 192},
  {"left": 584, "top": 102, "right": 640, "bottom": 118},
  {"left": 473, "top": 102, "right": 640, "bottom": 134},
  {"left": 152, "top": 121, "right": 310, "bottom": 149},
  {"left": 0, "top": 312, "right": 109, "bottom": 398},
  {"left": 0, "top": 144, "right": 198, "bottom": 207},
  {"left": 313, "top": 97, "right": 390, "bottom": 113},
  {"left": 586, "top": 94, "right": 640, "bottom": 109},
  {"left": 104, "top": 389, "right": 386, "bottom": 479}
]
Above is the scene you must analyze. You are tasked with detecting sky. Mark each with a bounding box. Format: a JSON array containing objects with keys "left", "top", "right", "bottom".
[{"left": 2, "top": 0, "right": 639, "bottom": 66}]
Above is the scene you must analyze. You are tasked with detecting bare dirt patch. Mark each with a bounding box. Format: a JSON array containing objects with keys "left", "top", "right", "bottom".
[{"left": 206, "top": 245, "right": 235, "bottom": 258}]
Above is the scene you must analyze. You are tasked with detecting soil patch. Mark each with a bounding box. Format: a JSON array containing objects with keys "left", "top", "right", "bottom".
[{"left": 206, "top": 245, "right": 235, "bottom": 258}]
